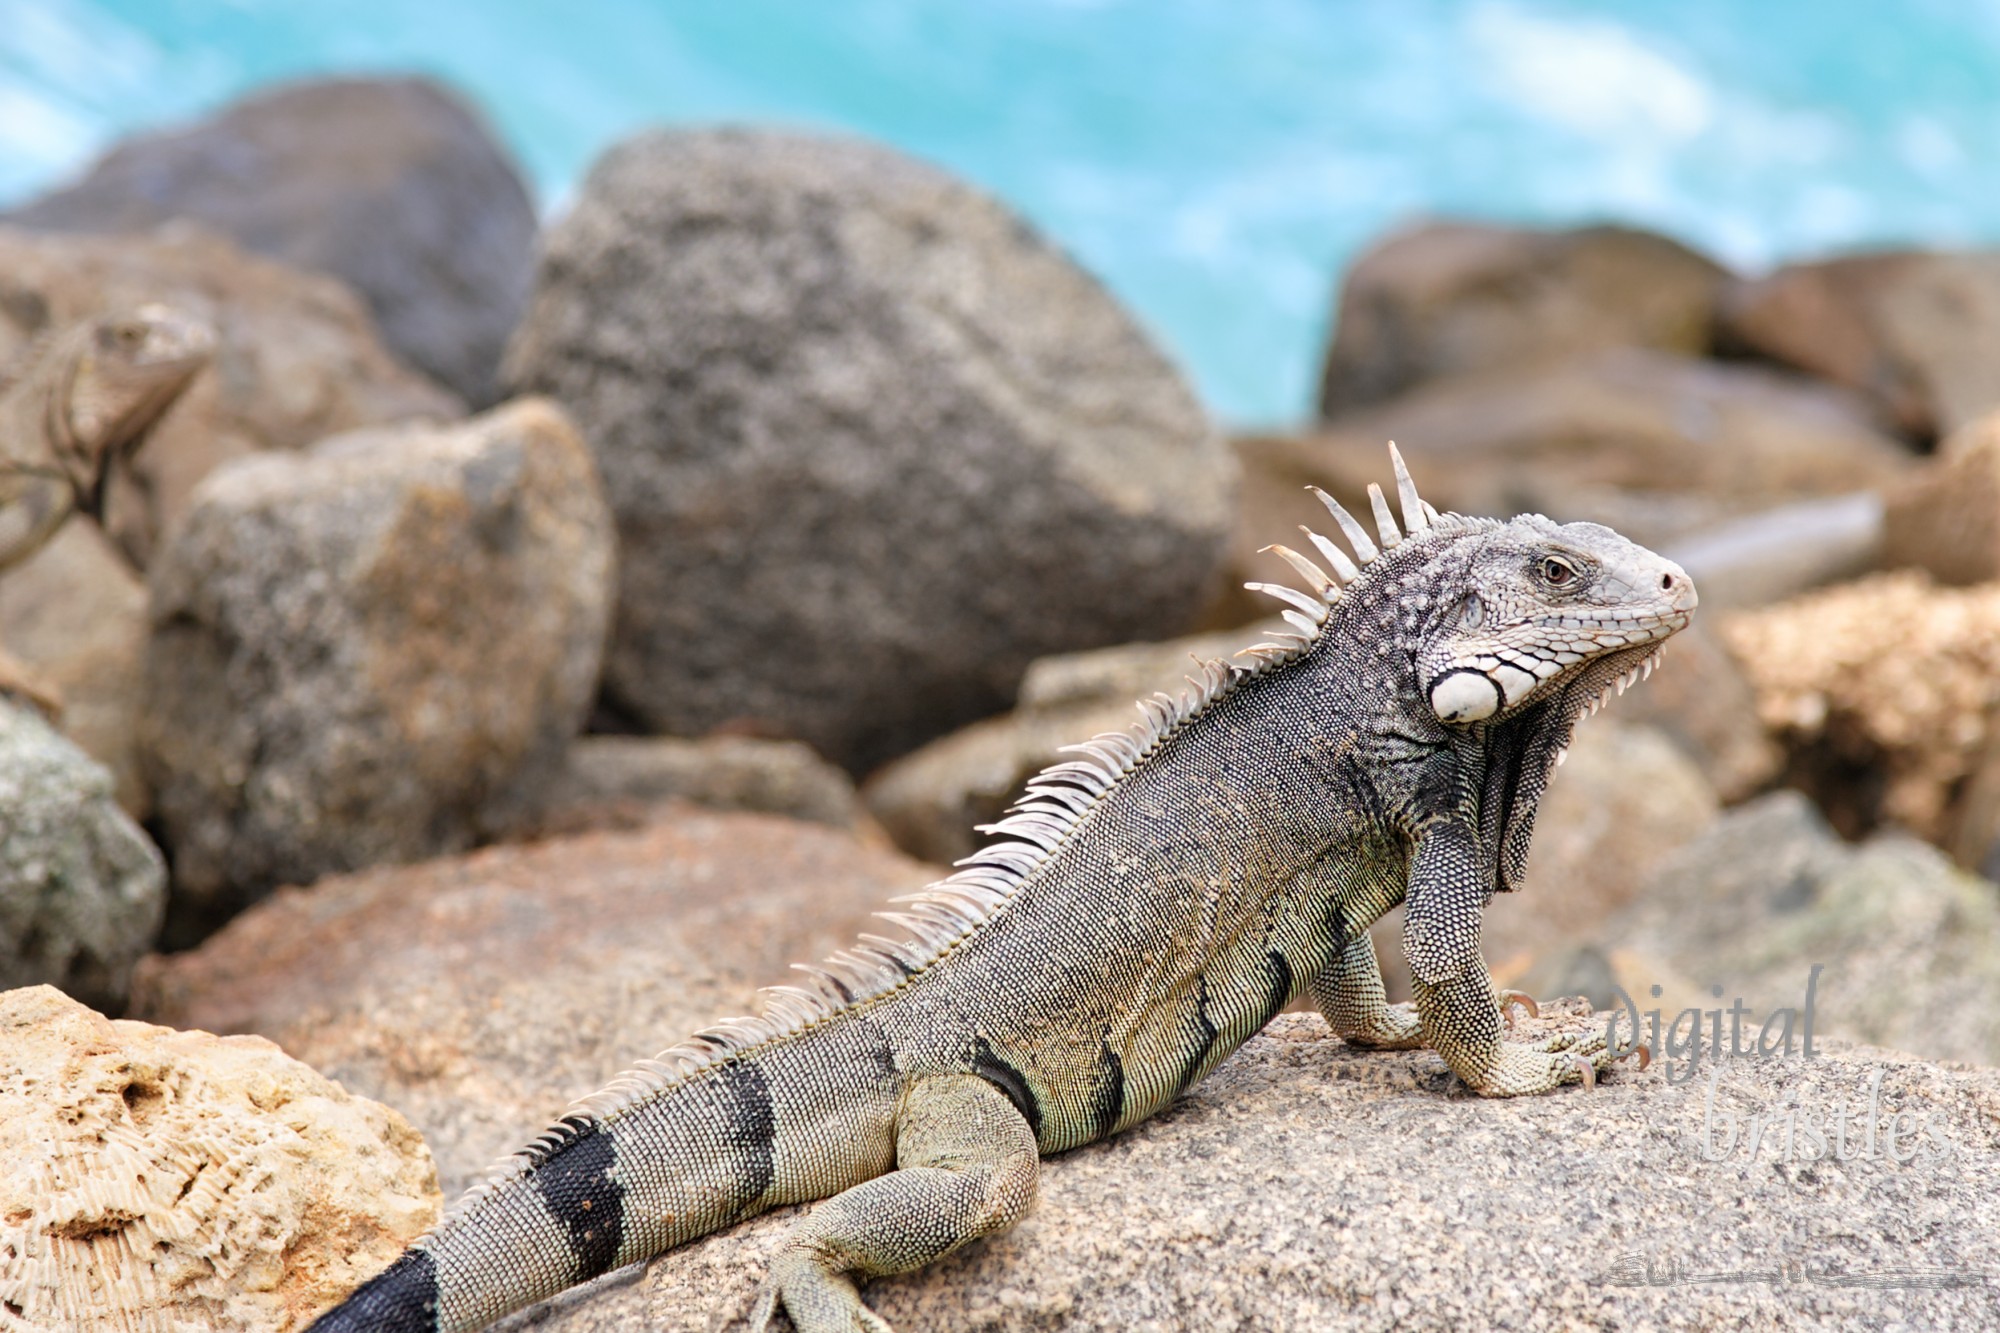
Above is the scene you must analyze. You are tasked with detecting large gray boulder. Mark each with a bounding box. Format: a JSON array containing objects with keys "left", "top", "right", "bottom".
[
  {"left": 6, "top": 76, "right": 535, "bottom": 406},
  {"left": 140, "top": 398, "right": 614, "bottom": 943},
  {"left": 0, "top": 701, "right": 165, "bottom": 1012},
  {"left": 505, "top": 129, "right": 1233, "bottom": 772}
]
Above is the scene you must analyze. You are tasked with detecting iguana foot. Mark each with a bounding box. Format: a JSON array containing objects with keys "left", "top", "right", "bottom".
[
  {"left": 1340, "top": 999, "right": 1424, "bottom": 1050},
  {"left": 750, "top": 1256, "right": 894, "bottom": 1333}
]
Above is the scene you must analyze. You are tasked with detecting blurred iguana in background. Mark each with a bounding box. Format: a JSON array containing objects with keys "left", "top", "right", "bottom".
[{"left": 0, "top": 304, "right": 214, "bottom": 711}]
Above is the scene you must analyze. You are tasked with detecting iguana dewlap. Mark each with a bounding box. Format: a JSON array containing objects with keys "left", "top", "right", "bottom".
[{"left": 310, "top": 446, "right": 1695, "bottom": 1332}]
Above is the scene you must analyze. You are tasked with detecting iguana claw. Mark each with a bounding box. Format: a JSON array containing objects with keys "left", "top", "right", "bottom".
[
  {"left": 1497, "top": 988, "right": 1541, "bottom": 1031},
  {"left": 1569, "top": 1053, "right": 1597, "bottom": 1090}
]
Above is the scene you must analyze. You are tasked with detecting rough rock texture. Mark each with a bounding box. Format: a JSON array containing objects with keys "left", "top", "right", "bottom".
[
  {"left": 0, "top": 225, "right": 461, "bottom": 568},
  {"left": 1612, "top": 793, "right": 2000, "bottom": 1069},
  {"left": 0, "top": 985, "right": 437, "bottom": 1333},
  {"left": 140, "top": 398, "right": 613, "bottom": 942},
  {"left": 864, "top": 628, "right": 1267, "bottom": 865},
  {"left": 131, "top": 808, "right": 942, "bottom": 1199},
  {"left": 1211, "top": 351, "right": 1909, "bottom": 626},
  {"left": 504, "top": 128, "right": 1233, "bottom": 772},
  {"left": 497, "top": 1006, "right": 2000, "bottom": 1333},
  {"left": 6, "top": 76, "right": 534, "bottom": 406},
  {"left": 1719, "top": 248, "right": 2000, "bottom": 440},
  {"left": 1883, "top": 411, "right": 2000, "bottom": 585},
  {"left": 0, "top": 700, "right": 164, "bottom": 1013},
  {"left": 1664, "top": 492, "right": 1884, "bottom": 611},
  {"left": 1722, "top": 572, "right": 2000, "bottom": 842},
  {"left": 1479, "top": 719, "right": 1719, "bottom": 982},
  {"left": 0, "top": 519, "right": 150, "bottom": 813},
  {"left": 515, "top": 735, "right": 867, "bottom": 837},
  {"left": 1317, "top": 220, "right": 1730, "bottom": 417}
]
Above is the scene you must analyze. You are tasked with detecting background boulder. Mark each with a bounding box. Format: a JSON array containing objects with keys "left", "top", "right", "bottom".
[
  {"left": 0, "top": 701, "right": 165, "bottom": 1013},
  {"left": 140, "top": 398, "right": 613, "bottom": 943},
  {"left": 5, "top": 76, "right": 534, "bottom": 406},
  {"left": 505, "top": 128, "right": 1234, "bottom": 772}
]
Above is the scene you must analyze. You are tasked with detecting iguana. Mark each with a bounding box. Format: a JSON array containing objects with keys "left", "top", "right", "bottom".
[
  {"left": 310, "top": 446, "right": 1695, "bottom": 1333},
  {"left": 0, "top": 303, "right": 214, "bottom": 575}
]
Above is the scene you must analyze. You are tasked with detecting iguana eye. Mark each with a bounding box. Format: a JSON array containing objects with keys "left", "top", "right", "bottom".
[{"left": 1541, "top": 557, "right": 1576, "bottom": 586}]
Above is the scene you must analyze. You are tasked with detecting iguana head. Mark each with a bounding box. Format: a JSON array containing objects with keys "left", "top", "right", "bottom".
[{"left": 59, "top": 303, "right": 216, "bottom": 499}]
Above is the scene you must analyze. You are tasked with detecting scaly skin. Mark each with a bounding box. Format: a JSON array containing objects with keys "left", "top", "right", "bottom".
[{"left": 308, "top": 447, "right": 1695, "bottom": 1333}]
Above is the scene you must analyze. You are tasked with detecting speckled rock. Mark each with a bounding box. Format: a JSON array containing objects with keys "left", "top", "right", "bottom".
[
  {"left": 498, "top": 1005, "right": 2000, "bottom": 1333},
  {"left": 1721, "top": 571, "right": 2000, "bottom": 842},
  {"left": 0, "top": 984, "right": 437, "bottom": 1333},
  {"left": 1317, "top": 220, "right": 1730, "bottom": 416},
  {"left": 1720, "top": 248, "right": 2000, "bottom": 440},
  {"left": 130, "top": 808, "right": 941, "bottom": 1198},
  {"left": 0, "top": 519, "right": 150, "bottom": 814},
  {"left": 516, "top": 734, "right": 867, "bottom": 837},
  {"left": 864, "top": 628, "right": 1267, "bottom": 865},
  {"left": 6, "top": 76, "right": 535, "bottom": 406},
  {"left": 140, "top": 398, "right": 613, "bottom": 942},
  {"left": 1611, "top": 792, "right": 2000, "bottom": 1069},
  {"left": 504, "top": 128, "right": 1232, "bottom": 772},
  {"left": 0, "top": 700, "right": 164, "bottom": 1012},
  {"left": 0, "top": 225, "right": 460, "bottom": 568}
]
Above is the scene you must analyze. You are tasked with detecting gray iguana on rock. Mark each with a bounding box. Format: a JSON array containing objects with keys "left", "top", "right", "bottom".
[
  {"left": 310, "top": 446, "right": 1696, "bottom": 1333},
  {"left": 0, "top": 303, "right": 214, "bottom": 575}
]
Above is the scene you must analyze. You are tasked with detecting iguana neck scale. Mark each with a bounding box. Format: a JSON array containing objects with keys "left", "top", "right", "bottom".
[{"left": 309, "top": 446, "right": 1696, "bottom": 1333}]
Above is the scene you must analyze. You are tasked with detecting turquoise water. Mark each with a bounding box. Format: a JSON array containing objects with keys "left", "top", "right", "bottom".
[{"left": 4, "top": 1, "right": 2000, "bottom": 424}]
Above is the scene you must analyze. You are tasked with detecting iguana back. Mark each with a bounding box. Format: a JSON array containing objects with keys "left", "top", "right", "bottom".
[{"left": 310, "top": 447, "right": 1696, "bottom": 1332}]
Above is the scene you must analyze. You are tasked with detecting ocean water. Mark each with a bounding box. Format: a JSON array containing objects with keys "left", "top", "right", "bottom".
[{"left": 4, "top": 0, "right": 1999, "bottom": 425}]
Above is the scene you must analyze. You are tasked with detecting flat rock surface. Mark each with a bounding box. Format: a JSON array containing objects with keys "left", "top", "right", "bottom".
[
  {"left": 131, "top": 808, "right": 943, "bottom": 1198},
  {"left": 141, "top": 398, "right": 614, "bottom": 941},
  {"left": 0, "top": 984, "right": 437, "bottom": 1333},
  {"left": 0, "top": 224, "right": 461, "bottom": 568},
  {"left": 7, "top": 75, "right": 535, "bottom": 406},
  {"left": 505, "top": 128, "right": 1232, "bottom": 772},
  {"left": 500, "top": 1006, "right": 2000, "bottom": 1333},
  {"left": 0, "top": 699, "right": 164, "bottom": 1012}
]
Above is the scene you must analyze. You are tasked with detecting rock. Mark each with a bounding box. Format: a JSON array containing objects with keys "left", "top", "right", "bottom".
[
  {"left": 1317, "top": 220, "right": 1730, "bottom": 417},
  {"left": 6, "top": 76, "right": 534, "bottom": 406},
  {"left": 864, "top": 628, "right": 1266, "bottom": 865},
  {"left": 1480, "top": 720, "right": 1719, "bottom": 984},
  {"left": 0, "top": 700, "right": 164, "bottom": 1012},
  {"left": 0, "top": 520, "right": 149, "bottom": 813},
  {"left": 130, "top": 808, "right": 942, "bottom": 1198},
  {"left": 1721, "top": 572, "right": 2000, "bottom": 842},
  {"left": 140, "top": 398, "right": 613, "bottom": 943},
  {"left": 1662, "top": 491, "right": 1883, "bottom": 610},
  {"left": 499, "top": 1005, "right": 2000, "bottom": 1333},
  {"left": 1610, "top": 792, "right": 2000, "bottom": 1069},
  {"left": 1209, "top": 351, "right": 1910, "bottom": 626},
  {"left": 0, "top": 984, "right": 436, "bottom": 1333},
  {"left": 0, "top": 224, "right": 461, "bottom": 568},
  {"left": 1882, "top": 410, "right": 2000, "bottom": 585},
  {"left": 1604, "top": 620, "right": 1780, "bottom": 804},
  {"left": 1719, "top": 248, "right": 2000, "bottom": 441},
  {"left": 516, "top": 735, "right": 867, "bottom": 837},
  {"left": 504, "top": 128, "right": 1232, "bottom": 773}
]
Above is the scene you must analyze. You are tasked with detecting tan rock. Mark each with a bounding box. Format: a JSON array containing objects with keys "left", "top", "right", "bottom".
[
  {"left": 1209, "top": 351, "right": 1910, "bottom": 626},
  {"left": 0, "top": 224, "right": 460, "bottom": 568},
  {"left": 1605, "top": 619, "right": 1779, "bottom": 803},
  {"left": 130, "top": 808, "right": 941, "bottom": 1198},
  {"left": 1317, "top": 220, "right": 1729, "bottom": 416},
  {"left": 1722, "top": 571, "right": 2000, "bottom": 842},
  {"left": 1720, "top": 249, "right": 2000, "bottom": 440},
  {"left": 0, "top": 984, "right": 437, "bottom": 1332},
  {"left": 1882, "top": 410, "right": 2000, "bottom": 585},
  {"left": 516, "top": 734, "right": 867, "bottom": 837},
  {"left": 140, "top": 397, "right": 614, "bottom": 942},
  {"left": 0, "top": 520, "right": 149, "bottom": 813},
  {"left": 507, "top": 1006, "right": 2000, "bottom": 1333}
]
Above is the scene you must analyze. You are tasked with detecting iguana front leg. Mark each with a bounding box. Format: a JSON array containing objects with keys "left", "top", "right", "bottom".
[
  {"left": 1402, "top": 820, "right": 1612, "bottom": 1096},
  {"left": 752, "top": 1074, "right": 1039, "bottom": 1333}
]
